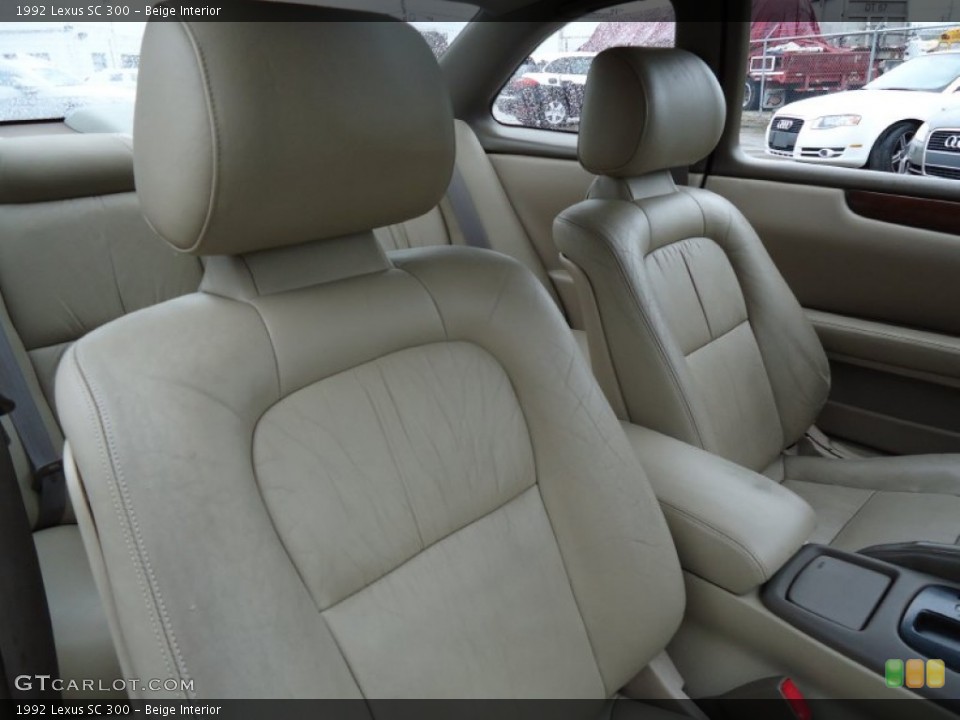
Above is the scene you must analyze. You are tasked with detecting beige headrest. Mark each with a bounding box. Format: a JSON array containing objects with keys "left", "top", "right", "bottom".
[
  {"left": 578, "top": 48, "right": 725, "bottom": 178},
  {"left": 0, "top": 134, "right": 133, "bottom": 204},
  {"left": 134, "top": 2, "right": 455, "bottom": 256}
]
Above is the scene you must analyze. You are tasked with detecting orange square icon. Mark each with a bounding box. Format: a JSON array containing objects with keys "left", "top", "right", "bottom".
[
  {"left": 927, "top": 659, "right": 946, "bottom": 689},
  {"left": 906, "top": 659, "right": 925, "bottom": 689}
]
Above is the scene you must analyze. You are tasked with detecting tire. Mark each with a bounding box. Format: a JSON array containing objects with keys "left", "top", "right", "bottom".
[
  {"left": 540, "top": 97, "right": 569, "bottom": 128},
  {"left": 742, "top": 80, "right": 760, "bottom": 111},
  {"left": 867, "top": 121, "right": 919, "bottom": 173}
]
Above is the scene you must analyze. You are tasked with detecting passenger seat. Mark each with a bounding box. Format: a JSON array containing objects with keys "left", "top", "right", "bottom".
[
  {"left": 555, "top": 47, "right": 960, "bottom": 551},
  {"left": 0, "top": 133, "right": 203, "bottom": 694},
  {"left": 57, "top": 11, "right": 686, "bottom": 701}
]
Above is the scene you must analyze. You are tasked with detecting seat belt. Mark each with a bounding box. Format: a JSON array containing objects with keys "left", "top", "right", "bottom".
[
  {"left": 0, "top": 394, "right": 61, "bottom": 701},
  {"left": 670, "top": 165, "right": 690, "bottom": 187},
  {"left": 446, "top": 166, "right": 491, "bottom": 250},
  {"left": 0, "top": 326, "right": 66, "bottom": 531}
]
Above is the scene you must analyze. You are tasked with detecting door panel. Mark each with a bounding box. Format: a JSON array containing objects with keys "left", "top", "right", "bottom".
[
  {"left": 489, "top": 153, "right": 594, "bottom": 326},
  {"left": 707, "top": 176, "right": 960, "bottom": 454}
]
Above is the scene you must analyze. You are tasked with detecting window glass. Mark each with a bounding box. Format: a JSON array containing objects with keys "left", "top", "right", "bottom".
[
  {"left": 0, "top": 22, "right": 145, "bottom": 124},
  {"left": 493, "top": 0, "right": 675, "bottom": 132},
  {"left": 0, "top": 8, "right": 471, "bottom": 125},
  {"left": 740, "top": 1, "right": 960, "bottom": 177}
]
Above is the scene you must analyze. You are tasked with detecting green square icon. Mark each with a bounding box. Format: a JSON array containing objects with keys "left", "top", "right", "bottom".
[{"left": 886, "top": 659, "right": 905, "bottom": 688}]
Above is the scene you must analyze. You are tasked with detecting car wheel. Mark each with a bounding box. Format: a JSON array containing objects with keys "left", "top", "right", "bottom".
[
  {"left": 542, "top": 98, "right": 569, "bottom": 128},
  {"left": 742, "top": 80, "right": 760, "bottom": 111},
  {"left": 867, "top": 121, "right": 919, "bottom": 173}
]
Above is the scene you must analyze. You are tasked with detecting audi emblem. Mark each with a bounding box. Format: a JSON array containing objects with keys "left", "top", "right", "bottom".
[
  {"left": 776, "top": 119, "right": 794, "bottom": 130},
  {"left": 945, "top": 135, "right": 960, "bottom": 149}
]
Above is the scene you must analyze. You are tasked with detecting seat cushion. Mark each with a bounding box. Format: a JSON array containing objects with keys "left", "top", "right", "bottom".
[
  {"left": 34, "top": 525, "right": 123, "bottom": 698},
  {"left": 783, "top": 454, "right": 960, "bottom": 550}
]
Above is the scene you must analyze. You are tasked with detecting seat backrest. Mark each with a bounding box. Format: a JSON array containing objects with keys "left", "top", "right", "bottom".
[
  {"left": 0, "top": 119, "right": 568, "bottom": 529},
  {"left": 378, "top": 120, "right": 562, "bottom": 306},
  {"left": 56, "top": 9, "right": 683, "bottom": 699},
  {"left": 0, "top": 134, "right": 202, "bottom": 523},
  {"left": 555, "top": 48, "right": 830, "bottom": 472}
]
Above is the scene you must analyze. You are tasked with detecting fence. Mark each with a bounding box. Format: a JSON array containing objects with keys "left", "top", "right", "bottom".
[{"left": 748, "top": 22, "right": 960, "bottom": 112}]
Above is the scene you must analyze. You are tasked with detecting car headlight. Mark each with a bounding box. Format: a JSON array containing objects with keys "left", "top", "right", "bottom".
[
  {"left": 912, "top": 122, "right": 930, "bottom": 146},
  {"left": 811, "top": 114, "right": 862, "bottom": 129}
]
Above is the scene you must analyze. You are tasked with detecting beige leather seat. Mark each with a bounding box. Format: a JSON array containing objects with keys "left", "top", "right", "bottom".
[
  {"left": 556, "top": 47, "right": 960, "bottom": 551},
  {"left": 0, "top": 134, "right": 202, "bottom": 695},
  {"left": 0, "top": 114, "right": 578, "bottom": 699},
  {"left": 57, "top": 13, "right": 685, "bottom": 701}
]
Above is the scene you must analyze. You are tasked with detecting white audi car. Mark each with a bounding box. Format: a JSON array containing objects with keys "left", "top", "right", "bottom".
[{"left": 765, "top": 51, "right": 960, "bottom": 171}]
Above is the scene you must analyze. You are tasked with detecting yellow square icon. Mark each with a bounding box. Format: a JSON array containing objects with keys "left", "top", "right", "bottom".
[
  {"left": 927, "top": 659, "right": 946, "bottom": 689},
  {"left": 906, "top": 659, "right": 925, "bottom": 689}
]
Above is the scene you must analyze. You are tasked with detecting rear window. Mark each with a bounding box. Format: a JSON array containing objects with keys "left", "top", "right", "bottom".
[
  {"left": 0, "top": 12, "right": 471, "bottom": 126},
  {"left": 0, "top": 22, "right": 144, "bottom": 124}
]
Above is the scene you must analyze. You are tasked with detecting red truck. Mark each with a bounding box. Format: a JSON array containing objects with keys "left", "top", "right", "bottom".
[{"left": 744, "top": 28, "right": 884, "bottom": 110}]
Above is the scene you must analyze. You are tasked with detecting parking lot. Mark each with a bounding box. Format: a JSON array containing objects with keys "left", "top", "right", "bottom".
[{"left": 740, "top": 112, "right": 770, "bottom": 159}]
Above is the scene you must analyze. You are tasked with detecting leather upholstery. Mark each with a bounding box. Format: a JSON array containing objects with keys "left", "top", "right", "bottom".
[
  {"left": 782, "top": 454, "right": 960, "bottom": 549},
  {"left": 134, "top": 7, "right": 454, "bottom": 255},
  {"left": 59, "top": 241, "right": 684, "bottom": 698},
  {"left": 578, "top": 48, "right": 725, "bottom": 178},
  {"left": 556, "top": 186, "right": 830, "bottom": 471},
  {"left": 0, "top": 133, "right": 201, "bottom": 696},
  {"left": 58, "top": 13, "right": 683, "bottom": 698},
  {"left": 559, "top": 46, "right": 960, "bottom": 551},
  {"left": 0, "top": 134, "right": 134, "bottom": 204},
  {"left": 621, "top": 423, "right": 815, "bottom": 595}
]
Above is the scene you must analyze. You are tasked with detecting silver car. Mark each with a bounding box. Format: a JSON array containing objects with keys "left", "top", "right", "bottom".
[{"left": 901, "top": 107, "right": 960, "bottom": 179}]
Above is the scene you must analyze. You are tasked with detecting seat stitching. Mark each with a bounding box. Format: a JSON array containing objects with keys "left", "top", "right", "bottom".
[
  {"left": 684, "top": 319, "right": 750, "bottom": 358},
  {"left": 179, "top": 22, "right": 220, "bottom": 253},
  {"left": 522, "top": 486, "right": 608, "bottom": 693},
  {"left": 685, "top": 190, "right": 787, "bottom": 445},
  {"left": 316, "top": 612, "right": 371, "bottom": 702},
  {"left": 555, "top": 211, "right": 707, "bottom": 448},
  {"left": 678, "top": 244, "right": 715, "bottom": 340},
  {"left": 71, "top": 345, "right": 191, "bottom": 696},
  {"left": 322, "top": 479, "right": 536, "bottom": 611},
  {"left": 827, "top": 490, "right": 877, "bottom": 546},
  {"left": 394, "top": 264, "right": 448, "bottom": 339},
  {"left": 659, "top": 499, "right": 768, "bottom": 581}
]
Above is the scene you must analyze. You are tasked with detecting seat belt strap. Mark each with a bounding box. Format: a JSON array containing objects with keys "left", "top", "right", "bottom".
[
  {"left": 0, "top": 394, "right": 61, "bottom": 700},
  {"left": 446, "top": 166, "right": 491, "bottom": 250},
  {"left": 670, "top": 165, "right": 690, "bottom": 187},
  {"left": 0, "top": 325, "right": 65, "bottom": 531}
]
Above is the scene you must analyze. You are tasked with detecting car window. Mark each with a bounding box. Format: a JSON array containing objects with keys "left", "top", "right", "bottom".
[
  {"left": 492, "top": 0, "right": 676, "bottom": 132},
  {"left": 0, "top": 11, "right": 471, "bottom": 126},
  {"left": 739, "top": 0, "right": 960, "bottom": 177},
  {"left": 0, "top": 22, "right": 145, "bottom": 123}
]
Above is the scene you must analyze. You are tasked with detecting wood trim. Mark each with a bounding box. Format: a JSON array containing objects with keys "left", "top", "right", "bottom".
[{"left": 846, "top": 190, "right": 960, "bottom": 237}]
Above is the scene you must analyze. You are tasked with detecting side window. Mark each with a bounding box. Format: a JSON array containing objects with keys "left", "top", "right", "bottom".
[
  {"left": 493, "top": 0, "right": 675, "bottom": 132},
  {"left": 740, "top": 0, "right": 960, "bottom": 178}
]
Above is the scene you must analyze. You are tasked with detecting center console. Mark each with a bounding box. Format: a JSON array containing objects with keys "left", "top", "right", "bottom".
[
  {"left": 620, "top": 421, "right": 960, "bottom": 707},
  {"left": 764, "top": 543, "right": 960, "bottom": 708}
]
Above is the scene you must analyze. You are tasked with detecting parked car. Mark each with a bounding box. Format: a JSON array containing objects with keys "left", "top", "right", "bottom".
[
  {"left": 495, "top": 51, "right": 595, "bottom": 128},
  {"left": 0, "top": 61, "right": 133, "bottom": 122},
  {"left": 765, "top": 51, "right": 960, "bottom": 171},
  {"left": 901, "top": 107, "right": 960, "bottom": 179}
]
